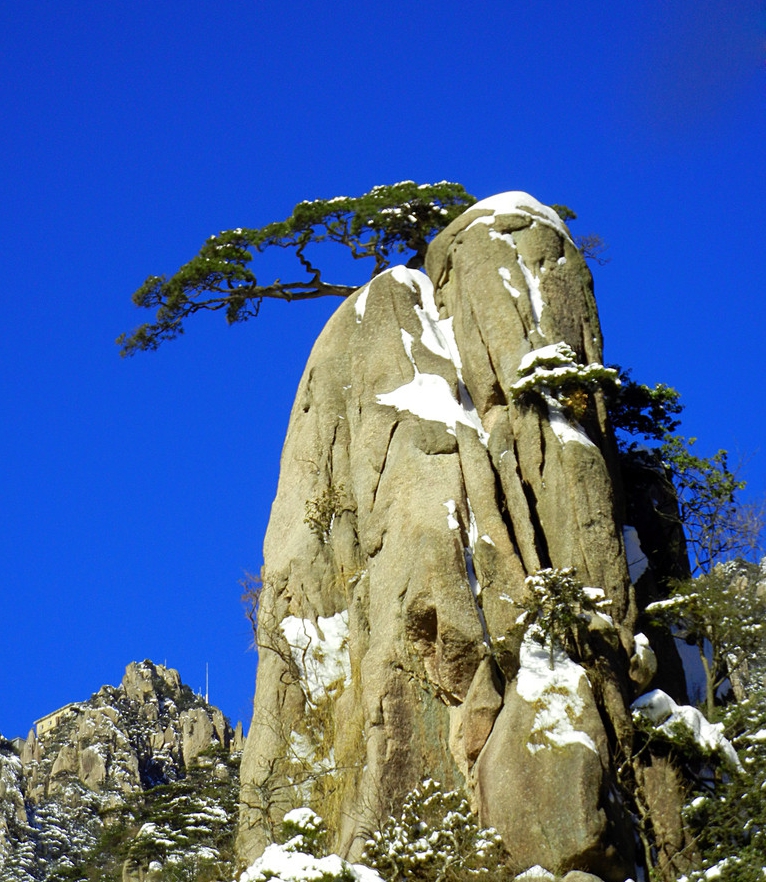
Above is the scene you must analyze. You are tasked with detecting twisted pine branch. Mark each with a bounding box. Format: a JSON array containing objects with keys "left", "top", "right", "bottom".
[{"left": 118, "top": 181, "right": 476, "bottom": 356}]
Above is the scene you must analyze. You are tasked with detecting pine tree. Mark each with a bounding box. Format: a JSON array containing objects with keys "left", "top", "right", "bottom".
[{"left": 118, "top": 181, "right": 475, "bottom": 356}]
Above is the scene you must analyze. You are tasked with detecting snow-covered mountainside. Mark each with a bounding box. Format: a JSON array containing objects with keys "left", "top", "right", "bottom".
[{"left": 0, "top": 660, "right": 243, "bottom": 881}]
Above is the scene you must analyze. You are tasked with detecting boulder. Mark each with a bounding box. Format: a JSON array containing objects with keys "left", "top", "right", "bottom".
[
  {"left": 121, "top": 659, "right": 183, "bottom": 705},
  {"left": 181, "top": 707, "right": 215, "bottom": 768}
]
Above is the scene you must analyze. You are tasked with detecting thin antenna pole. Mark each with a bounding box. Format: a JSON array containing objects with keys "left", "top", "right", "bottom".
[{"left": 205, "top": 663, "right": 209, "bottom": 704}]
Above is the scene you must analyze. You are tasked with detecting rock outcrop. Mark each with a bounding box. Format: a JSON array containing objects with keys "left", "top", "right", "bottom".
[
  {"left": 238, "top": 193, "right": 687, "bottom": 879},
  {"left": 21, "top": 660, "right": 238, "bottom": 802},
  {"left": 0, "top": 660, "right": 244, "bottom": 881}
]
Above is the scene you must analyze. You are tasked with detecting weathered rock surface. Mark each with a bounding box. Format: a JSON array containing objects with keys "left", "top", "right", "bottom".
[{"left": 237, "top": 193, "right": 684, "bottom": 879}]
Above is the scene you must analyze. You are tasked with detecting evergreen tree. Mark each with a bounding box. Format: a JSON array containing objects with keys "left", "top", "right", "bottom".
[{"left": 118, "top": 181, "right": 475, "bottom": 356}]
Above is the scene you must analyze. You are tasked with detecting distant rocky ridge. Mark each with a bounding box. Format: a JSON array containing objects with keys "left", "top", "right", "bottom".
[{"left": 0, "top": 660, "right": 244, "bottom": 881}]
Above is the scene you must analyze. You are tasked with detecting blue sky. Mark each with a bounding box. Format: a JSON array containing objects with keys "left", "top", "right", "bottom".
[{"left": 1, "top": 0, "right": 764, "bottom": 739}]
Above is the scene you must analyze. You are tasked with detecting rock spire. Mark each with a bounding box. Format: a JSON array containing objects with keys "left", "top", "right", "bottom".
[{"left": 237, "top": 193, "right": 685, "bottom": 880}]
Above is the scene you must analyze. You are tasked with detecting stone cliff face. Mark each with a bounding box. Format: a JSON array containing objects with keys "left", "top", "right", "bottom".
[
  {"left": 0, "top": 660, "right": 244, "bottom": 881},
  {"left": 238, "top": 194, "right": 685, "bottom": 880}
]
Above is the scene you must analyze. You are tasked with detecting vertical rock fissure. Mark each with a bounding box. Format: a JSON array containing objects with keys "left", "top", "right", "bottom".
[
  {"left": 490, "top": 456, "right": 524, "bottom": 565},
  {"left": 514, "top": 442, "right": 551, "bottom": 570},
  {"left": 466, "top": 298, "right": 509, "bottom": 411},
  {"left": 369, "top": 420, "right": 398, "bottom": 512}
]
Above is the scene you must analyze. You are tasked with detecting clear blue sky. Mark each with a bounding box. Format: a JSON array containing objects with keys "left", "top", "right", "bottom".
[{"left": 1, "top": 0, "right": 764, "bottom": 739}]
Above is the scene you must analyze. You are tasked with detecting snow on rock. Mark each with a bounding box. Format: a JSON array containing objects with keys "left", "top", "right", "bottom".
[
  {"left": 443, "top": 499, "right": 460, "bottom": 531},
  {"left": 469, "top": 191, "right": 572, "bottom": 240},
  {"left": 515, "top": 252, "right": 545, "bottom": 334},
  {"left": 354, "top": 284, "right": 370, "bottom": 322},
  {"left": 442, "top": 497, "right": 490, "bottom": 642},
  {"left": 482, "top": 224, "right": 547, "bottom": 333},
  {"left": 629, "top": 632, "right": 658, "bottom": 692},
  {"left": 631, "top": 689, "right": 742, "bottom": 770},
  {"left": 376, "top": 347, "right": 475, "bottom": 438},
  {"left": 242, "top": 193, "right": 644, "bottom": 877},
  {"left": 280, "top": 611, "right": 351, "bottom": 703},
  {"left": 623, "top": 526, "right": 649, "bottom": 583},
  {"left": 375, "top": 268, "right": 488, "bottom": 445},
  {"left": 463, "top": 498, "right": 484, "bottom": 599},
  {"left": 498, "top": 266, "right": 521, "bottom": 298},
  {"left": 545, "top": 395, "right": 596, "bottom": 448},
  {"left": 516, "top": 630, "right": 598, "bottom": 755},
  {"left": 632, "top": 633, "right": 657, "bottom": 675}
]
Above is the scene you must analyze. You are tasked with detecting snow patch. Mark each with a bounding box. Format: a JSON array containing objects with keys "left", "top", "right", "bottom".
[
  {"left": 483, "top": 225, "right": 548, "bottom": 331},
  {"left": 376, "top": 370, "right": 481, "bottom": 440},
  {"left": 631, "top": 689, "right": 742, "bottom": 770},
  {"left": 498, "top": 266, "right": 521, "bottom": 298},
  {"left": 390, "top": 264, "right": 419, "bottom": 291},
  {"left": 442, "top": 497, "right": 490, "bottom": 639},
  {"left": 633, "top": 633, "right": 656, "bottom": 667},
  {"left": 546, "top": 395, "right": 595, "bottom": 448},
  {"left": 516, "top": 629, "right": 598, "bottom": 755},
  {"left": 469, "top": 191, "right": 572, "bottom": 240},
  {"left": 239, "top": 842, "right": 383, "bottom": 882},
  {"left": 515, "top": 253, "right": 545, "bottom": 334},
  {"left": 354, "top": 284, "right": 370, "bottom": 322},
  {"left": 289, "top": 731, "right": 315, "bottom": 763},
  {"left": 489, "top": 229, "right": 516, "bottom": 249},
  {"left": 623, "top": 526, "right": 649, "bottom": 583},
  {"left": 443, "top": 500, "right": 460, "bottom": 531},
  {"left": 630, "top": 633, "right": 658, "bottom": 687},
  {"left": 280, "top": 611, "right": 351, "bottom": 703},
  {"left": 466, "top": 498, "right": 479, "bottom": 550},
  {"left": 375, "top": 268, "right": 488, "bottom": 445}
]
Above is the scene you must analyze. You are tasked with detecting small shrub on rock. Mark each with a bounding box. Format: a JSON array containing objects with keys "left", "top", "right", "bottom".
[
  {"left": 520, "top": 568, "right": 612, "bottom": 668},
  {"left": 362, "top": 779, "right": 505, "bottom": 882},
  {"left": 510, "top": 342, "right": 619, "bottom": 418},
  {"left": 240, "top": 809, "right": 375, "bottom": 882},
  {"left": 279, "top": 807, "right": 328, "bottom": 858}
]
